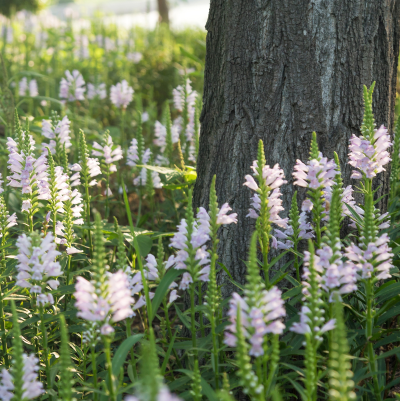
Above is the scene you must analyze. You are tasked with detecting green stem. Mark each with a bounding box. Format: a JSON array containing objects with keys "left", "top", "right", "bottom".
[
  {"left": 162, "top": 299, "right": 182, "bottom": 369},
  {"left": 39, "top": 307, "right": 51, "bottom": 393},
  {"left": 104, "top": 338, "right": 116, "bottom": 401},
  {"left": 210, "top": 314, "right": 219, "bottom": 389},
  {"left": 366, "top": 281, "right": 382, "bottom": 401},
  {"left": 198, "top": 282, "right": 205, "bottom": 337},
  {"left": 126, "top": 318, "right": 137, "bottom": 380},
  {"left": 0, "top": 282, "right": 8, "bottom": 368},
  {"left": 91, "top": 346, "right": 98, "bottom": 401},
  {"left": 84, "top": 184, "right": 93, "bottom": 256},
  {"left": 294, "top": 241, "right": 300, "bottom": 282},
  {"left": 190, "top": 284, "right": 198, "bottom": 361}
]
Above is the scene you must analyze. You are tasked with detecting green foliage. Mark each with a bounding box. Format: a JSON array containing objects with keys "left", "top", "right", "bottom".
[
  {"left": 0, "top": 0, "right": 45, "bottom": 17},
  {"left": 328, "top": 299, "right": 356, "bottom": 401}
]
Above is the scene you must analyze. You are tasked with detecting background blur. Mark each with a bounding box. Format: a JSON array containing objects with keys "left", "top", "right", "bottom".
[{"left": 49, "top": 0, "right": 210, "bottom": 30}]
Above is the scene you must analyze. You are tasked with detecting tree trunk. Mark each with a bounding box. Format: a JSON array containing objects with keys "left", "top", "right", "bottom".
[
  {"left": 194, "top": 0, "right": 400, "bottom": 298},
  {"left": 157, "top": 0, "right": 169, "bottom": 24}
]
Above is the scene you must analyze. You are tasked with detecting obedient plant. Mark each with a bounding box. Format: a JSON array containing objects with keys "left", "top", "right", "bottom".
[
  {"left": 292, "top": 132, "right": 337, "bottom": 248},
  {"left": 92, "top": 130, "right": 123, "bottom": 217},
  {"left": 0, "top": 302, "right": 44, "bottom": 400},
  {"left": 225, "top": 234, "right": 285, "bottom": 399},
  {"left": 59, "top": 69, "right": 86, "bottom": 102},
  {"left": 3, "top": 16, "right": 400, "bottom": 399},
  {"left": 244, "top": 140, "right": 288, "bottom": 286},
  {"left": 41, "top": 111, "right": 71, "bottom": 162},
  {"left": 7, "top": 118, "right": 49, "bottom": 231},
  {"left": 290, "top": 241, "right": 336, "bottom": 401}
]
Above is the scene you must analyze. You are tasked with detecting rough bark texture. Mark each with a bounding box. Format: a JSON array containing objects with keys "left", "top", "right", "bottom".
[
  {"left": 157, "top": 0, "right": 169, "bottom": 24},
  {"left": 194, "top": 0, "right": 400, "bottom": 298}
]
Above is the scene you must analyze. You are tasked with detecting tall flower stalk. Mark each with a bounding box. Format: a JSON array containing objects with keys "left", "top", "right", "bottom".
[
  {"left": 225, "top": 233, "right": 286, "bottom": 399},
  {"left": 78, "top": 129, "right": 101, "bottom": 253},
  {"left": 290, "top": 241, "right": 336, "bottom": 401},
  {"left": 204, "top": 175, "right": 237, "bottom": 388},
  {"left": 92, "top": 130, "right": 123, "bottom": 219},
  {"left": 244, "top": 140, "right": 288, "bottom": 286},
  {"left": 345, "top": 84, "right": 393, "bottom": 401},
  {"left": 292, "top": 132, "right": 337, "bottom": 248}
]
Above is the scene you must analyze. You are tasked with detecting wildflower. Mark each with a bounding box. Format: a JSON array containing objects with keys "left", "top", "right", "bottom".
[
  {"left": 348, "top": 126, "right": 392, "bottom": 179},
  {"left": 315, "top": 246, "right": 357, "bottom": 301},
  {"left": 216, "top": 203, "right": 238, "bottom": 225},
  {"left": 0, "top": 354, "right": 44, "bottom": 400},
  {"left": 0, "top": 196, "right": 17, "bottom": 240},
  {"left": 7, "top": 134, "right": 50, "bottom": 210},
  {"left": 127, "top": 138, "right": 151, "bottom": 167},
  {"left": 74, "top": 270, "right": 135, "bottom": 335},
  {"left": 41, "top": 115, "right": 72, "bottom": 154},
  {"left": 87, "top": 158, "right": 101, "bottom": 186},
  {"left": 59, "top": 70, "right": 86, "bottom": 102},
  {"left": 244, "top": 162, "right": 288, "bottom": 228},
  {"left": 290, "top": 248, "right": 336, "bottom": 341},
  {"left": 92, "top": 134, "right": 123, "bottom": 171},
  {"left": 15, "top": 233, "right": 62, "bottom": 306},
  {"left": 172, "top": 79, "right": 197, "bottom": 113},
  {"left": 18, "top": 77, "right": 28, "bottom": 96},
  {"left": 293, "top": 155, "right": 337, "bottom": 190},
  {"left": 29, "top": 79, "right": 38, "bottom": 97},
  {"left": 344, "top": 233, "right": 393, "bottom": 281},
  {"left": 290, "top": 305, "right": 336, "bottom": 336},
  {"left": 110, "top": 80, "right": 134, "bottom": 109},
  {"left": 224, "top": 287, "right": 286, "bottom": 356},
  {"left": 133, "top": 168, "right": 162, "bottom": 188},
  {"left": 87, "top": 83, "right": 107, "bottom": 100}
]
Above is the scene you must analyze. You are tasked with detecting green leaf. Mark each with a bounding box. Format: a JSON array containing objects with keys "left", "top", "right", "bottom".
[
  {"left": 138, "top": 165, "right": 183, "bottom": 182},
  {"left": 376, "top": 346, "right": 400, "bottom": 360},
  {"left": 174, "top": 304, "right": 192, "bottom": 331},
  {"left": 151, "top": 268, "right": 182, "bottom": 319},
  {"left": 161, "top": 331, "right": 177, "bottom": 375},
  {"left": 112, "top": 334, "right": 143, "bottom": 377},
  {"left": 179, "top": 46, "right": 204, "bottom": 65},
  {"left": 376, "top": 283, "right": 400, "bottom": 303},
  {"left": 345, "top": 203, "right": 364, "bottom": 225},
  {"left": 136, "top": 235, "right": 153, "bottom": 258}
]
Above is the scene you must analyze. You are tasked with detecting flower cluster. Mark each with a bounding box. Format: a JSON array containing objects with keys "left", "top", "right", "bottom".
[
  {"left": 290, "top": 306, "right": 336, "bottom": 338},
  {"left": 224, "top": 287, "right": 286, "bottom": 356},
  {"left": 87, "top": 82, "right": 107, "bottom": 100},
  {"left": 130, "top": 254, "right": 179, "bottom": 310},
  {"left": 244, "top": 162, "right": 288, "bottom": 228},
  {"left": 19, "top": 77, "right": 38, "bottom": 97},
  {"left": 127, "top": 138, "right": 151, "bottom": 167},
  {"left": 344, "top": 233, "right": 393, "bottom": 281},
  {"left": 59, "top": 70, "right": 86, "bottom": 102},
  {"left": 316, "top": 245, "right": 357, "bottom": 301},
  {"left": 86, "top": 158, "right": 102, "bottom": 186},
  {"left": 348, "top": 126, "right": 392, "bottom": 179},
  {"left": 7, "top": 136, "right": 50, "bottom": 212},
  {"left": 293, "top": 155, "right": 337, "bottom": 190},
  {"left": 110, "top": 80, "right": 134, "bottom": 109},
  {"left": 0, "top": 354, "right": 43, "bottom": 401},
  {"left": 92, "top": 135, "right": 123, "bottom": 172},
  {"left": 41, "top": 115, "right": 72, "bottom": 154},
  {"left": 15, "top": 233, "right": 62, "bottom": 306},
  {"left": 291, "top": 250, "right": 336, "bottom": 339},
  {"left": 272, "top": 210, "right": 313, "bottom": 250},
  {"left": 169, "top": 208, "right": 211, "bottom": 289},
  {"left": 74, "top": 270, "right": 135, "bottom": 335}
]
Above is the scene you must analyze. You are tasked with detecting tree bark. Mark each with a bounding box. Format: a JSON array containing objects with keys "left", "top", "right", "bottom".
[
  {"left": 157, "top": 0, "right": 169, "bottom": 25},
  {"left": 194, "top": 0, "right": 400, "bottom": 298}
]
